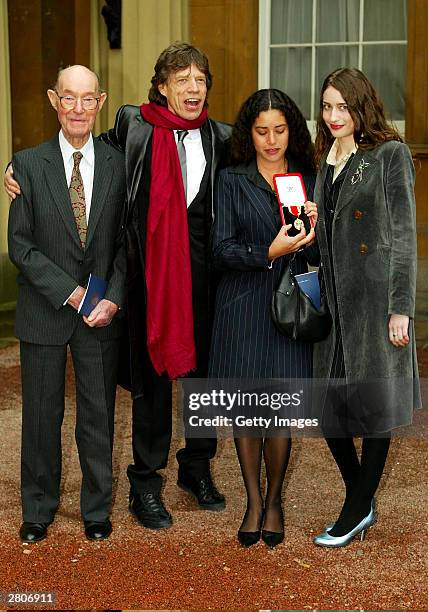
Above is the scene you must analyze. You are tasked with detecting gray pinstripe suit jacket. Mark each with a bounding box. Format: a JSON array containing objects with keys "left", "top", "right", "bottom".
[{"left": 8, "top": 135, "right": 126, "bottom": 345}]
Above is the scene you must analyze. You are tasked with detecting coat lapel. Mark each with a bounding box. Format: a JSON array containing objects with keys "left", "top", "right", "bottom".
[
  {"left": 126, "top": 115, "right": 153, "bottom": 220},
  {"left": 239, "top": 174, "right": 278, "bottom": 236},
  {"left": 43, "top": 136, "right": 82, "bottom": 248},
  {"left": 210, "top": 121, "right": 225, "bottom": 188},
  {"left": 85, "top": 140, "right": 113, "bottom": 248},
  {"left": 334, "top": 149, "right": 378, "bottom": 215},
  {"left": 207, "top": 119, "right": 231, "bottom": 218},
  {"left": 314, "top": 157, "right": 329, "bottom": 220}
]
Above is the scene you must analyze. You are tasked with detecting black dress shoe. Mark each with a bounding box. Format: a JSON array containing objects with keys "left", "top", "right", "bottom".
[
  {"left": 129, "top": 491, "right": 172, "bottom": 529},
  {"left": 177, "top": 472, "right": 225, "bottom": 511},
  {"left": 237, "top": 509, "right": 264, "bottom": 547},
  {"left": 19, "top": 522, "right": 48, "bottom": 543},
  {"left": 261, "top": 529, "right": 284, "bottom": 548},
  {"left": 84, "top": 519, "right": 112, "bottom": 541},
  {"left": 238, "top": 529, "right": 261, "bottom": 547}
]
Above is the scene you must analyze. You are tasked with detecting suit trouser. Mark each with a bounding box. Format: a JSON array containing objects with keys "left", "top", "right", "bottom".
[
  {"left": 20, "top": 320, "right": 119, "bottom": 523},
  {"left": 127, "top": 258, "right": 218, "bottom": 494},
  {"left": 127, "top": 372, "right": 217, "bottom": 495}
]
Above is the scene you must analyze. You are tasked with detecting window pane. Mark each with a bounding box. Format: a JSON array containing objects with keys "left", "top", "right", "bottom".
[
  {"left": 364, "top": 0, "right": 407, "bottom": 40},
  {"left": 271, "top": 0, "right": 312, "bottom": 44},
  {"left": 270, "top": 47, "right": 312, "bottom": 119},
  {"left": 316, "top": 0, "right": 359, "bottom": 42},
  {"left": 363, "top": 44, "right": 406, "bottom": 119},
  {"left": 316, "top": 45, "right": 359, "bottom": 99}
]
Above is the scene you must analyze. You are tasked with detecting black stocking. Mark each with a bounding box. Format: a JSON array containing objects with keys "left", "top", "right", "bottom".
[
  {"left": 325, "top": 437, "right": 361, "bottom": 503},
  {"left": 329, "top": 434, "right": 391, "bottom": 536},
  {"left": 359, "top": 435, "right": 391, "bottom": 505},
  {"left": 234, "top": 437, "right": 263, "bottom": 532},
  {"left": 262, "top": 435, "right": 292, "bottom": 533}
]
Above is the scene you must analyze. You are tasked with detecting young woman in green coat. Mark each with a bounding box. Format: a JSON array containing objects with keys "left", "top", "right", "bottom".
[{"left": 312, "top": 68, "right": 421, "bottom": 547}]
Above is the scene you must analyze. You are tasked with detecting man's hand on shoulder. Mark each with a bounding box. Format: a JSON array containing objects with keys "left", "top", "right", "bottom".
[
  {"left": 83, "top": 299, "right": 119, "bottom": 328},
  {"left": 4, "top": 164, "right": 21, "bottom": 199}
]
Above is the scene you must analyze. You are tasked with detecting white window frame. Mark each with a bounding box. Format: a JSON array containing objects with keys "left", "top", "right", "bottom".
[{"left": 259, "top": 0, "right": 406, "bottom": 136}]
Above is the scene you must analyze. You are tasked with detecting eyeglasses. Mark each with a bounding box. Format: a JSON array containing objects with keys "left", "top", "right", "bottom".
[{"left": 55, "top": 90, "right": 100, "bottom": 110}]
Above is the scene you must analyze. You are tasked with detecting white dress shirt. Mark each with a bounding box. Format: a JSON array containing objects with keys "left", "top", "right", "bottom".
[
  {"left": 174, "top": 128, "right": 206, "bottom": 206},
  {"left": 326, "top": 138, "right": 358, "bottom": 182},
  {"left": 59, "top": 131, "right": 95, "bottom": 305},
  {"left": 59, "top": 130, "right": 95, "bottom": 222}
]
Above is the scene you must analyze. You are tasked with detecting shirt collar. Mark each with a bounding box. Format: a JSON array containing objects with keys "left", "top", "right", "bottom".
[
  {"left": 228, "top": 158, "right": 274, "bottom": 193},
  {"left": 326, "top": 139, "right": 357, "bottom": 166},
  {"left": 174, "top": 128, "right": 200, "bottom": 141},
  {"left": 58, "top": 130, "right": 95, "bottom": 166}
]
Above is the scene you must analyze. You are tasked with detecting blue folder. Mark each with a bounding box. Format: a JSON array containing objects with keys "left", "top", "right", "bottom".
[
  {"left": 294, "top": 271, "right": 321, "bottom": 310},
  {"left": 78, "top": 274, "right": 108, "bottom": 316}
]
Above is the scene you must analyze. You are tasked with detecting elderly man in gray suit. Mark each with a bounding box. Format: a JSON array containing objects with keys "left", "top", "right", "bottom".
[{"left": 8, "top": 65, "right": 126, "bottom": 543}]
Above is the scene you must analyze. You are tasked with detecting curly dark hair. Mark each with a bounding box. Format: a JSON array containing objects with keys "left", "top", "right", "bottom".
[
  {"left": 315, "top": 67, "right": 402, "bottom": 166},
  {"left": 231, "top": 89, "right": 315, "bottom": 172},
  {"left": 148, "top": 41, "right": 213, "bottom": 106}
]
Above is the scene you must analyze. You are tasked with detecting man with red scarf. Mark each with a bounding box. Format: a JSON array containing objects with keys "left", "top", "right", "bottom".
[
  {"left": 101, "top": 42, "right": 231, "bottom": 528},
  {"left": 5, "top": 43, "right": 231, "bottom": 530}
]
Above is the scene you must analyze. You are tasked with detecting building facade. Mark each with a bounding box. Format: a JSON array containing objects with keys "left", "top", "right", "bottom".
[{"left": 0, "top": 0, "right": 427, "bottom": 339}]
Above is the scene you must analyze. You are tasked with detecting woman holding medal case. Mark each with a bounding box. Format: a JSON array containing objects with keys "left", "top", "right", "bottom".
[
  {"left": 312, "top": 68, "right": 421, "bottom": 547},
  {"left": 209, "top": 89, "right": 318, "bottom": 547}
]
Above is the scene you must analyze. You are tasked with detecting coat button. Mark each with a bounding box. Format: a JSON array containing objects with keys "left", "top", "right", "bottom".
[
  {"left": 354, "top": 209, "right": 363, "bottom": 220},
  {"left": 359, "top": 243, "right": 369, "bottom": 254}
]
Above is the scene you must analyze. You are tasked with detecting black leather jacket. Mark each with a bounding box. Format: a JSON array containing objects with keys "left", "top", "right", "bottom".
[{"left": 99, "top": 105, "right": 232, "bottom": 396}]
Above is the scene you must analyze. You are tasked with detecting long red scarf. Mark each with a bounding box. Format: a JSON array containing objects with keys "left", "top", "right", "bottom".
[{"left": 140, "top": 102, "right": 208, "bottom": 379}]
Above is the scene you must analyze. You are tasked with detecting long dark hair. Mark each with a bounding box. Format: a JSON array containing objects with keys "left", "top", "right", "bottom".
[
  {"left": 315, "top": 67, "right": 402, "bottom": 165},
  {"left": 231, "top": 89, "right": 315, "bottom": 172},
  {"left": 148, "top": 41, "right": 213, "bottom": 106}
]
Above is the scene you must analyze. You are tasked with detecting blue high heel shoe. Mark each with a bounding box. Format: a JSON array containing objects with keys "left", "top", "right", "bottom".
[
  {"left": 325, "top": 498, "right": 376, "bottom": 532},
  {"left": 313, "top": 506, "right": 376, "bottom": 548}
]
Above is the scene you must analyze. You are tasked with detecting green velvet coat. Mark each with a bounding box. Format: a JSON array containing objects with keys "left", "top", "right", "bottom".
[{"left": 313, "top": 141, "right": 422, "bottom": 433}]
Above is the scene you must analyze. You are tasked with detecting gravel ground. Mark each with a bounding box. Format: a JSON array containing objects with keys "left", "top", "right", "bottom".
[{"left": 0, "top": 342, "right": 427, "bottom": 611}]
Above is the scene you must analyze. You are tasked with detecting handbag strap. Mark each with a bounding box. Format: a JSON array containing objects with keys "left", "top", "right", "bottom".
[{"left": 288, "top": 252, "right": 297, "bottom": 274}]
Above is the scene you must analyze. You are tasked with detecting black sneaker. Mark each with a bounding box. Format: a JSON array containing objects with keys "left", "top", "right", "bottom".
[
  {"left": 129, "top": 491, "right": 172, "bottom": 529},
  {"left": 177, "top": 472, "right": 226, "bottom": 511}
]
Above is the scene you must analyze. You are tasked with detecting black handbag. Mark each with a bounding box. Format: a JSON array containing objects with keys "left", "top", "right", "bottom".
[{"left": 271, "top": 257, "right": 332, "bottom": 343}]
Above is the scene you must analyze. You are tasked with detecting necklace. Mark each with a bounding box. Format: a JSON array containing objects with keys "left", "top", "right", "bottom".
[
  {"left": 259, "top": 159, "right": 288, "bottom": 189},
  {"left": 334, "top": 151, "right": 353, "bottom": 167}
]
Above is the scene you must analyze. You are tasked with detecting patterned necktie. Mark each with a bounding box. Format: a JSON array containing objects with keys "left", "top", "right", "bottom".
[
  {"left": 69, "top": 151, "right": 87, "bottom": 248},
  {"left": 176, "top": 130, "right": 188, "bottom": 199}
]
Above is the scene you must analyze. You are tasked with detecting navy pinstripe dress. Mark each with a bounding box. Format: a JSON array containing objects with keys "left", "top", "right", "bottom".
[{"left": 208, "top": 158, "right": 318, "bottom": 379}]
